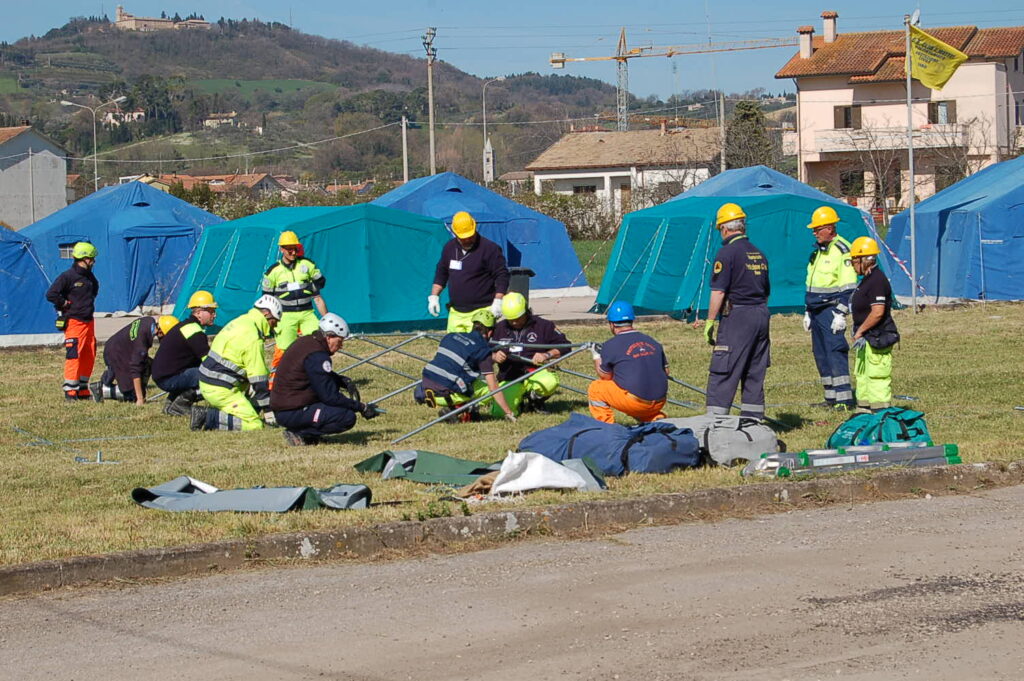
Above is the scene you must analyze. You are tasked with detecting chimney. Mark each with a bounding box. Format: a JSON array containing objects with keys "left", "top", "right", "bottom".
[
  {"left": 660, "top": 119, "right": 667, "bottom": 136},
  {"left": 821, "top": 11, "right": 838, "bottom": 44},
  {"left": 797, "top": 25, "right": 815, "bottom": 59}
]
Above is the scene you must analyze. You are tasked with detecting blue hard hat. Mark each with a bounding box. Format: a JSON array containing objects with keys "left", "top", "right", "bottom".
[{"left": 607, "top": 300, "right": 635, "bottom": 323}]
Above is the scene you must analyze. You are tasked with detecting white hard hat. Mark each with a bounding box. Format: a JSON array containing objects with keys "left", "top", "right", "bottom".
[
  {"left": 253, "top": 294, "right": 283, "bottom": 321},
  {"left": 319, "top": 313, "right": 350, "bottom": 338}
]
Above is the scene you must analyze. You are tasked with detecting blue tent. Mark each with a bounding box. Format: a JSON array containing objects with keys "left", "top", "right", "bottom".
[
  {"left": 0, "top": 229, "right": 59, "bottom": 346},
  {"left": 20, "top": 181, "right": 223, "bottom": 313},
  {"left": 373, "top": 172, "right": 589, "bottom": 295},
  {"left": 595, "top": 166, "right": 876, "bottom": 316},
  {"left": 886, "top": 155, "right": 1024, "bottom": 303}
]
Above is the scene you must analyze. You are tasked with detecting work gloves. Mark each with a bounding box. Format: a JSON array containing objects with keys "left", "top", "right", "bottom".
[
  {"left": 359, "top": 402, "right": 382, "bottom": 420},
  {"left": 802, "top": 312, "right": 811, "bottom": 332},
  {"left": 338, "top": 375, "right": 360, "bottom": 404},
  {"left": 490, "top": 298, "right": 504, "bottom": 317},
  {"left": 830, "top": 310, "right": 847, "bottom": 334},
  {"left": 427, "top": 294, "right": 441, "bottom": 317},
  {"left": 262, "top": 411, "right": 278, "bottom": 427},
  {"left": 851, "top": 336, "right": 867, "bottom": 351},
  {"left": 704, "top": 320, "right": 716, "bottom": 346},
  {"left": 504, "top": 412, "right": 517, "bottom": 423},
  {"left": 589, "top": 342, "right": 602, "bottom": 362}
]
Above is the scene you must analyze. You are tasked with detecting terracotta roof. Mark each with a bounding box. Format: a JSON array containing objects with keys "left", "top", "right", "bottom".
[
  {"left": 775, "top": 25, "right": 1024, "bottom": 81},
  {"left": 848, "top": 56, "right": 906, "bottom": 83},
  {"left": 158, "top": 173, "right": 280, "bottom": 193},
  {"left": 525, "top": 128, "right": 720, "bottom": 171},
  {"left": 0, "top": 126, "right": 31, "bottom": 146}
]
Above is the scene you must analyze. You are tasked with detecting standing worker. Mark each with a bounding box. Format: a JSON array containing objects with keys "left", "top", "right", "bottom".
[
  {"left": 703, "top": 203, "right": 771, "bottom": 422},
  {"left": 190, "top": 295, "right": 281, "bottom": 432},
  {"left": 45, "top": 242, "right": 100, "bottom": 401},
  {"left": 91, "top": 315, "right": 177, "bottom": 404},
  {"left": 848, "top": 237, "right": 898, "bottom": 413},
  {"left": 804, "top": 206, "right": 858, "bottom": 410},
  {"left": 428, "top": 211, "right": 509, "bottom": 332},
  {"left": 492, "top": 292, "right": 570, "bottom": 412},
  {"left": 262, "top": 230, "right": 327, "bottom": 368},
  {"left": 588, "top": 301, "right": 669, "bottom": 424},
  {"left": 152, "top": 290, "right": 218, "bottom": 416},
  {"left": 270, "top": 313, "right": 381, "bottom": 446}
]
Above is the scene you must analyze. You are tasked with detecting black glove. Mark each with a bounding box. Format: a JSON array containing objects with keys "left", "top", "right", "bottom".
[
  {"left": 359, "top": 402, "right": 381, "bottom": 420},
  {"left": 338, "top": 375, "right": 360, "bottom": 404}
]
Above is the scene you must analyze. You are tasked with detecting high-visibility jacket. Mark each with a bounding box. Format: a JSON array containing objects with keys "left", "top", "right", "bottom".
[
  {"left": 198, "top": 309, "right": 272, "bottom": 408},
  {"left": 805, "top": 236, "right": 857, "bottom": 312},
  {"left": 262, "top": 257, "right": 325, "bottom": 312}
]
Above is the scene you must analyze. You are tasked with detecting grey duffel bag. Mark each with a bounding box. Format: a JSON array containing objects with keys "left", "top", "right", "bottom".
[{"left": 662, "top": 415, "right": 780, "bottom": 467}]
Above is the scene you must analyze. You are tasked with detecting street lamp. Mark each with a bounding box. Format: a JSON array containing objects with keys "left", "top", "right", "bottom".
[
  {"left": 482, "top": 76, "right": 505, "bottom": 184},
  {"left": 60, "top": 95, "right": 127, "bottom": 191}
]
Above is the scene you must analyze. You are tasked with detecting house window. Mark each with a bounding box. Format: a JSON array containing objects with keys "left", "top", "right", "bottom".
[
  {"left": 833, "top": 105, "right": 862, "bottom": 130},
  {"left": 572, "top": 185, "right": 597, "bottom": 194},
  {"left": 840, "top": 170, "right": 865, "bottom": 197},
  {"left": 928, "top": 101, "right": 957, "bottom": 124},
  {"left": 936, "top": 166, "right": 962, "bottom": 191},
  {"left": 58, "top": 243, "right": 76, "bottom": 259}
]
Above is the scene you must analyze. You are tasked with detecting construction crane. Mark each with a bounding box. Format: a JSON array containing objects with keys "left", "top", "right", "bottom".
[{"left": 551, "top": 29, "right": 798, "bottom": 131}]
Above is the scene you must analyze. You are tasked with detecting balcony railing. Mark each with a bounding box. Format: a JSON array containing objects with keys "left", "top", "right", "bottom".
[{"left": 815, "top": 124, "right": 966, "bottom": 153}]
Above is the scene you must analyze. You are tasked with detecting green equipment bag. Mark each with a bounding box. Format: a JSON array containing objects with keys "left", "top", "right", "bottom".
[{"left": 826, "top": 407, "right": 932, "bottom": 448}]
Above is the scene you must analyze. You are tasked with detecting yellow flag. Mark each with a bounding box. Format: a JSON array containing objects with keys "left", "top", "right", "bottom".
[{"left": 907, "top": 25, "right": 968, "bottom": 90}]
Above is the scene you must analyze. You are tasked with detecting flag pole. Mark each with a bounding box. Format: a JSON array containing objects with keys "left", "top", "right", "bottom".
[{"left": 905, "top": 13, "right": 918, "bottom": 313}]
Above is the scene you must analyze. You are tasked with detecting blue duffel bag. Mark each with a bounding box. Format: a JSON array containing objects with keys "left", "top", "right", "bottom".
[{"left": 517, "top": 412, "right": 701, "bottom": 476}]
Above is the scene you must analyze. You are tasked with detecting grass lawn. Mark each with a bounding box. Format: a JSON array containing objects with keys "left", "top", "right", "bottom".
[
  {"left": 571, "top": 239, "right": 615, "bottom": 289},
  {"left": 3, "top": 302, "right": 1024, "bottom": 567}
]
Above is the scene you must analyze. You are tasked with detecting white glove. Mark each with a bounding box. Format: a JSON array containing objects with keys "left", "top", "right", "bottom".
[
  {"left": 490, "top": 298, "right": 504, "bottom": 317},
  {"left": 591, "top": 348, "right": 602, "bottom": 362},
  {"left": 427, "top": 295, "right": 441, "bottom": 317},
  {"left": 262, "top": 411, "right": 277, "bottom": 427},
  {"left": 830, "top": 310, "right": 847, "bottom": 334},
  {"left": 802, "top": 312, "right": 811, "bottom": 332},
  {"left": 504, "top": 412, "right": 517, "bottom": 423}
]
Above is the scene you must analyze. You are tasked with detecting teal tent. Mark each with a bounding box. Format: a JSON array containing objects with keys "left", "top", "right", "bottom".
[
  {"left": 172, "top": 204, "right": 450, "bottom": 332},
  {"left": 594, "top": 192, "right": 872, "bottom": 317}
]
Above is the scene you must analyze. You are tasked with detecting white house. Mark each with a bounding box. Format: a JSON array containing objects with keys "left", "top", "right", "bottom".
[{"left": 0, "top": 126, "right": 68, "bottom": 229}]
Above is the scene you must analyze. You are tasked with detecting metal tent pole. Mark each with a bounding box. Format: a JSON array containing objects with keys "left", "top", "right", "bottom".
[
  {"left": 336, "top": 349, "right": 418, "bottom": 381},
  {"left": 558, "top": 366, "right": 701, "bottom": 411},
  {"left": 340, "top": 334, "right": 424, "bottom": 373},
  {"left": 354, "top": 334, "right": 435, "bottom": 365},
  {"left": 368, "top": 379, "right": 423, "bottom": 406}
]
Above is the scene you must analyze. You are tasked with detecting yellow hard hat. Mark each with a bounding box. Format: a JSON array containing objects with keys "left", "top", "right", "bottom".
[
  {"left": 452, "top": 211, "right": 477, "bottom": 239},
  {"left": 501, "top": 292, "right": 527, "bottom": 320},
  {"left": 157, "top": 315, "right": 179, "bottom": 336},
  {"left": 849, "top": 236, "right": 880, "bottom": 257},
  {"left": 470, "top": 308, "right": 495, "bottom": 328},
  {"left": 71, "top": 242, "right": 98, "bottom": 259},
  {"left": 278, "top": 230, "right": 301, "bottom": 247},
  {"left": 716, "top": 203, "right": 746, "bottom": 226},
  {"left": 807, "top": 205, "right": 841, "bottom": 230},
  {"left": 186, "top": 290, "right": 218, "bottom": 309}
]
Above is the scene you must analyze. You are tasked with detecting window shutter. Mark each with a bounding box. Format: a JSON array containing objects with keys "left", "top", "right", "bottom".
[
  {"left": 928, "top": 102, "right": 938, "bottom": 124},
  {"left": 946, "top": 100, "right": 957, "bottom": 124},
  {"left": 834, "top": 106, "right": 844, "bottom": 129},
  {"left": 851, "top": 106, "right": 862, "bottom": 130}
]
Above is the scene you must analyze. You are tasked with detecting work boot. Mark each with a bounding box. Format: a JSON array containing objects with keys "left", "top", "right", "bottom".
[
  {"left": 189, "top": 405, "right": 209, "bottom": 431},
  {"left": 282, "top": 430, "right": 306, "bottom": 447},
  {"left": 64, "top": 391, "right": 79, "bottom": 402},
  {"left": 438, "top": 406, "right": 479, "bottom": 424},
  {"left": 832, "top": 402, "right": 853, "bottom": 413},
  {"left": 521, "top": 390, "right": 550, "bottom": 414},
  {"left": 163, "top": 390, "right": 198, "bottom": 417},
  {"left": 90, "top": 381, "right": 103, "bottom": 403}
]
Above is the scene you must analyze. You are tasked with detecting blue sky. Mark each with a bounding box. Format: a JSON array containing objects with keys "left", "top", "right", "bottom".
[{"left": 5, "top": 1, "right": 1024, "bottom": 98}]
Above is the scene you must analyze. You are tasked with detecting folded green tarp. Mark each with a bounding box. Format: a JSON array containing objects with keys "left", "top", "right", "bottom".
[
  {"left": 355, "top": 450, "right": 501, "bottom": 486},
  {"left": 132, "top": 476, "right": 371, "bottom": 512}
]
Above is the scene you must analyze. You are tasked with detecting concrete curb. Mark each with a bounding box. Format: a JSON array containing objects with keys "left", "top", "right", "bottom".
[{"left": 3, "top": 460, "right": 1021, "bottom": 597}]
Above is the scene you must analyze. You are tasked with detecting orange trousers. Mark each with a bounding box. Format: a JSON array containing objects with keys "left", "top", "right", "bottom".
[
  {"left": 587, "top": 378, "right": 666, "bottom": 424},
  {"left": 62, "top": 319, "right": 96, "bottom": 397}
]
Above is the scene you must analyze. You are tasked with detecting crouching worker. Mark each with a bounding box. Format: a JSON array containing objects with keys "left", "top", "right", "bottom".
[
  {"left": 417, "top": 309, "right": 518, "bottom": 423},
  {"left": 92, "top": 315, "right": 177, "bottom": 405},
  {"left": 191, "top": 295, "right": 280, "bottom": 431},
  {"left": 492, "top": 292, "right": 569, "bottom": 412},
  {"left": 270, "top": 313, "right": 381, "bottom": 446},
  {"left": 588, "top": 301, "right": 668, "bottom": 424},
  {"left": 152, "top": 290, "right": 218, "bottom": 416}
]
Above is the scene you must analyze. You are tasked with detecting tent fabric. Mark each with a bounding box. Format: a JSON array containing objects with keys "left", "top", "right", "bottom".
[
  {"left": 20, "top": 181, "right": 223, "bottom": 313},
  {"left": 131, "top": 475, "right": 371, "bottom": 512},
  {"left": 885, "top": 155, "right": 1024, "bottom": 302},
  {"left": 595, "top": 169, "right": 874, "bottom": 315},
  {"left": 0, "top": 228, "right": 60, "bottom": 346},
  {"left": 172, "top": 204, "right": 451, "bottom": 332},
  {"left": 373, "top": 172, "right": 589, "bottom": 296},
  {"left": 354, "top": 449, "right": 501, "bottom": 486}
]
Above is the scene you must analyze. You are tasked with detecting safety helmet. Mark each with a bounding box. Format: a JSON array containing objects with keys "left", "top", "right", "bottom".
[
  {"left": 470, "top": 308, "right": 495, "bottom": 328},
  {"left": 278, "top": 230, "right": 301, "bottom": 247},
  {"left": 501, "top": 292, "right": 528, "bottom": 320},
  {"left": 807, "top": 205, "right": 841, "bottom": 230},
  {"left": 253, "top": 294, "right": 283, "bottom": 321},
  {"left": 607, "top": 300, "right": 636, "bottom": 323},
  {"left": 716, "top": 203, "right": 746, "bottom": 227},
  {"left": 452, "top": 211, "right": 477, "bottom": 239},
  {"left": 71, "top": 242, "right": 98, "bottom": 259},
  {"left": 849, "top": 236, "right": 880, "bottom": 257},
  {"left": 187, "top": 290, "right": 218, "bottom": 309},
  {"left": 319, "top": 312, "right": 350, "bottom": 338},
  {"left": 157, "top": 315, "right": 179, "bottom": 336}
]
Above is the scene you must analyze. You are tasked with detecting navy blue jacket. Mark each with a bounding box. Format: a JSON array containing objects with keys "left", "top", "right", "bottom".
[
  {"left": 422, "top": 331, "right": 494, "bottom": 395},
  {"left": 433, "top": 236, "right": 509, "bottom": 312}
]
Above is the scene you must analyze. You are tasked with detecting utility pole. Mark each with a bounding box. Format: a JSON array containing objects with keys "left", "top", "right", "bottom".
[
  {"left": 616, "top": 28, "right": 629, "bottom": 131},
  {"left": 422, "top": 27, "right": 437, "bottom": 175},
  {"left": 719, "top": 91, "right": 727, "bottom": 172},
  {"left": 401, "top": 115, "right": 409, "bottom": 183}
]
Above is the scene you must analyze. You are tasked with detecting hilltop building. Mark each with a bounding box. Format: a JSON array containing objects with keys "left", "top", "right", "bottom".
[{"left": 114, "top": 6, "right": 210, "bottom": 32}]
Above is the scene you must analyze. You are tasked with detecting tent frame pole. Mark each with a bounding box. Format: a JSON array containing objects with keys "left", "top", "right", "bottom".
[
  {"left": 340, "top": 334, "right": 424, "bottom": 373},
  {"left": 336, "top": 348, "right": 418, "bottom": 381},
  {"left": 558, "top": 366, "right": 701, "bottom": 411}
]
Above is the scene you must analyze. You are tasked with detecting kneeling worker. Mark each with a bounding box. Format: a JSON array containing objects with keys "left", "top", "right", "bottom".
[
  {"left": 418, "top": 309, "right": 517, "bottom": 422},
  {"left": 92, "top": 315, "right": 178, "bottom": 404},
  {"left": 588, "top": 301, "right": 668, "bottom": 424},
  {"left": 270, "top": 313, "right": 381, "bottom": 446},
  {"left": 152, "top": 290, "right": 219, "bottom": 416},
  {"left": 191, "top": 295, "right": 281, "bottom": 431},
  {"left": 492, "top": 292, "right": 569, "bottom": 412}
]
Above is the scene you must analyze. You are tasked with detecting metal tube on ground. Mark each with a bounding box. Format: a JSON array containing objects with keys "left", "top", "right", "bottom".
[
  {"left": 558, "top": 367, "right": 701, "bottom": 411},
  {"left": 368, "top": 379, "right": 422, "bottom": 406},
  {"left": 355, "top": 334, "right": 434, "bottom": 365},
  {"left": 341, "top": 334, "right": 423, "bottom": 373},
  {"left": 146, "top": 390, "right": 168, "bottom": 403},
  {"left": 390, "top": 346, "right": 590, "bottom": 445},
  {"left": 336, "top": 349, "right": 418, "bottom": 381}
]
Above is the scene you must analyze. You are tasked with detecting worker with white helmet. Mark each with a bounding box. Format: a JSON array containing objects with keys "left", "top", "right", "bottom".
[
  {"left": 262, "top": 230, "right": 328, "bottom": 368},
  {"left": 91, "top": 315, "right": 178, "bottom": 405},
  {"left": 190, "top": 295, "right": 281, "bottom": 432},
  {"left": 428, "top": 211, "right": 509, "bottom": 332},
  {"left": 270, "top": 313, "right": 381, "bottom": 446},
  {"left": 153, "top": 290, "right": 219, "bottom": 416},
  {"left": 848, "top": 237, "right": 898, "bottom": 412}
]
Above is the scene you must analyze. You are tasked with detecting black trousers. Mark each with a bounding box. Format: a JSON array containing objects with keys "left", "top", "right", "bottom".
[
  {"left": 706, "top": 304, "right": 770, "bottom": 419},
  {"left": 275, "top": 403, "right": 357, "bottom": 438}
]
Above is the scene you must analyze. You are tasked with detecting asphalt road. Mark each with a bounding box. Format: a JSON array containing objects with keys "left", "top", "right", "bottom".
[{"left": 3, "top": 486, "right": 1023, "bottom": 680}]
